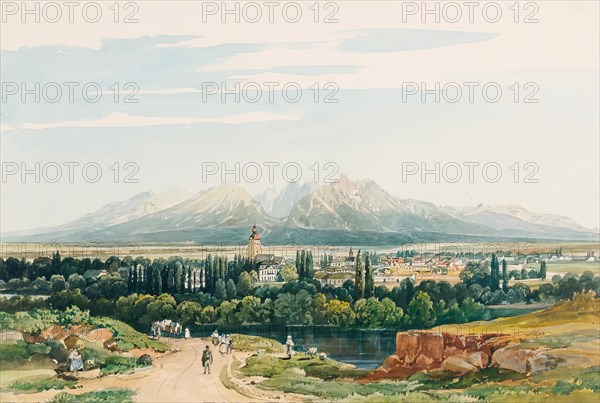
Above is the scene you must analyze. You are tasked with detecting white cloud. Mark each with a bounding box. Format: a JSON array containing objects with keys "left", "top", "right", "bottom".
[
  {"left": 0, "top": 124, "right": 16, "bottom": 133},
  {"left": 138, "top": 87, "right": 202, "bottom": 95},
  {"left": 20, "top": 111, "right": 300, "bottom": 130}
]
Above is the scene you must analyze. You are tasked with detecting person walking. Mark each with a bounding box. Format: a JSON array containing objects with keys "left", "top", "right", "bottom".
[
  {"left": 201, "top": 345, "right": 213, "bottom": 374},
  {"left": 227, "top": 335, "right": 233, "bottom": 355}
]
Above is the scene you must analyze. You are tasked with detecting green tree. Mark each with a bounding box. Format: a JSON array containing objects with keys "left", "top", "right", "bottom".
[
  {"left": 226, "top": 279, "right": 237, "bottom": 300},
  {"left": 50, "top": 275, "right": 67, "bottom": 293},
  {"left": 153, "top": 266, "right": 162, "bottom": 295},
  {"left": 279, "top": 264, "right": 298, "bottom": 282},
  {"left": 237, "top": 272, "right": 253, "bottom": 297},
  {"left": 490, "top": 254, "right": 500, "bottom": 291},
  {"left": 236, "top": 296, "right": 261, "bottom": 324},
  {"left": 67, "top": 274, "right": 86, "bottom": 291},
  {"left": 273, "top": 290, "right": 312, "bottom": 325},
  {"left": 407, "top": 291, "right": 436, "bottom": 328},
  {"left": 306, "top": 251, "right": 314, "bottom": 279},
  {"left": 176, "top": 300, "right": 202, "bottom": 326},
  {"left": 324, "top": 299, "right": 355, "bottom": 326},
  {"left": 354, "top": 250, "right": 364, "bottom": 300},
  {"left": 539, "top": 260, "right": 547, "bottom": 280},
  {"left": 215, "top": 279, "right": 227, "bottom": 300},
  {"left": 364, "top": 253, "right": 374, "bottom": 299},
  {"left": 501, "top": 258, "right": 508, "bottom": 292},
  {"left": 200, "top": 306, "right": 216, "bottom": 324},
  {"left": 216, "top": 300, "right": 240, "bottom": 325},
  {"left": 461, "top": 297, "right": 486, "bottom": 321},
  {"left": 311, "top": 293, "right": 328, "bottom": 324},
  {"left": 146, "top": 294, "right": 177, "bottom": 323},
  {"left": 295, "top": 250, "right": 301, "bottom": 278}
]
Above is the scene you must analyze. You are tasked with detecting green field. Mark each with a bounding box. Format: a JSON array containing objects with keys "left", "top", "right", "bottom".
[{"left": 524, "top": 261, "right": 600, "bottom": 275}]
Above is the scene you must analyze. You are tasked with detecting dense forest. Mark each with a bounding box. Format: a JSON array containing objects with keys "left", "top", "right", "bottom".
[{"left": 0, "top": 251, "right": 597, "bottom": 333}]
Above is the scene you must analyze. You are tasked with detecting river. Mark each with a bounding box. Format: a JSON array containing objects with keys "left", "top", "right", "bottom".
[{"left": 191, "top": 325, "right": 397, "bottom": 369}]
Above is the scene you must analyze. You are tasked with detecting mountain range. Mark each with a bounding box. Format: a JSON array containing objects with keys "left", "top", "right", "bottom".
[{"left": 3, "top": 175, "right": 597, "bottom": 245}]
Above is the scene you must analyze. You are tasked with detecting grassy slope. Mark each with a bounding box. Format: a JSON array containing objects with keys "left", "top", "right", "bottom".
[{"left": 0, "top": 312, "right": 171, "bottom": 394}]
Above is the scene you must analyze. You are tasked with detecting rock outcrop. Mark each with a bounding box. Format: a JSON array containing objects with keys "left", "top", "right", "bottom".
[
  {"left": 491, "top": 347, "right": 558, "bottom": 374},
  {"left": 369, "top": 331, "right": 520, "bottom": 380}
]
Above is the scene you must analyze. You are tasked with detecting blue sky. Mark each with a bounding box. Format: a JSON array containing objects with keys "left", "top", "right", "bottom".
[{"left": 1, "top": 1, "right": 598, "bottom": 232}]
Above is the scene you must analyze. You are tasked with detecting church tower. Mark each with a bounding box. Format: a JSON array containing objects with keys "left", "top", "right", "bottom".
[{"left": 247, "top": 223, "right": 262, "bottom": 259}]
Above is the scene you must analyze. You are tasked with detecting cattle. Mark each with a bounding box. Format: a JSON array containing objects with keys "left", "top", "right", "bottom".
[{"left": 305, "top": 347, "right": 318, "bottom": 358}]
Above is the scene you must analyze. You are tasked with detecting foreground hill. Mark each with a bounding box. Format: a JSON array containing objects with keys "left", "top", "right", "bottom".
[{"left": 215, "top": 294, "right": 600, "bottom": 402}]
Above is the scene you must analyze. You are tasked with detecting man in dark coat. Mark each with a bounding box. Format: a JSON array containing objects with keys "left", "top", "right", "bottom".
[{"left": 201, "top": 345, "right": 213, "bottom": 374}]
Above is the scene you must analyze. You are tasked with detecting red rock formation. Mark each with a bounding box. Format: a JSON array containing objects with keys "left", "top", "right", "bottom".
[{"left": 367, "top": 331, "right": 513, "bottom": 380}]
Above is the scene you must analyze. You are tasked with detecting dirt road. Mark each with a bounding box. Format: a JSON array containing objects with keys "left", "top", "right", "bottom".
[
  {"left": 0, "top": 339, "right": 259, "bottom": 403},
  {"left": 134, "top": 339, "right": 256, "bottom": 402}
]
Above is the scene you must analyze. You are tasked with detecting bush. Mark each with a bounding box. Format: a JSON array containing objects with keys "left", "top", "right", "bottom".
[
  {"left": 9, "top": 378, "right": 76, "bottom": 393},
  {"left": 49, "top": 388, "right": 134, "bottom": 403}
]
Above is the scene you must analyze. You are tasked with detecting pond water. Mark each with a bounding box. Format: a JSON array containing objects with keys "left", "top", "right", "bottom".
[{"left": 191, "top": 325, "right": 397, "bottom": 369}]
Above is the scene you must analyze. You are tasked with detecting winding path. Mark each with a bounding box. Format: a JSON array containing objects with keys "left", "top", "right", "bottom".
[{"left": 134, "top": 339, "right": 256, "bottom": 402}]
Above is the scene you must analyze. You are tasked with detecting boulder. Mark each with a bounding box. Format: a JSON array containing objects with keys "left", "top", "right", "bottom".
[
  {"left": 492, "top": 347, "right": 537, "bottom": 374},
  {"left": 49, "top": 344, "right": 70, "bottom": 363},
  {"left": 441, "top": 356, "right": 477, "bottom": 374},
  {"left": 63, "top": 335, "right": 80, "bottom": 350},
  {"left": 443, "top": 346, "right": 461, "bottom": 359},
  {"left": 55, "top": 363, "right": 70, "bottom": 374},
  {"left": 413, "top": 354, "right": 435, "bottom": 371},
  {"left": 137, "top": 354, "right": 153, "bottom": 366},
  {"left": 87, "top": 328, "right": 113, "bottom": 344},
  {"left": 22, "top": 332, "right": 45, "bottom": 344},
  {"left": 526, "top": 354, "right": 557, "bottom": 374},
  {"left": 395, "top": 332, "right": 443, "bottom": 365},
  {"left": 103, "top": 338, "right": 119, "bottom": 352},
  {"left": 382, "top": 355, "right": 402, "bottom": 371},
  {"left": 41, "top": 325, "right": 69, "bottom": 341},
  {"left": 463, "top": 351, "right": 489, "bottom": 369},
  {"left": 444, "top": 333, "right": 466, "bottom": 350}
]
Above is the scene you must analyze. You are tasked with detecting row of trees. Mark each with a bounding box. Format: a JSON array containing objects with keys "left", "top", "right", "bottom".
[{"left": 1, "top": 251, "right": 598, "bottom": 333}]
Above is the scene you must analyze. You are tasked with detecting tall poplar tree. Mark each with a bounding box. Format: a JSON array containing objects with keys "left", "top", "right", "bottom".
[
  {"left": 355, "top": 250, "right": 364, "bottom": 300},
  {"left": 502, "top": 258, "right": 508, "bottom": 292},
  {"left": 364, "top": 253, "right": 374, "bottom": 298}
]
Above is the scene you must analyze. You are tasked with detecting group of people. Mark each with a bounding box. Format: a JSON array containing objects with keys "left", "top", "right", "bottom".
[{"left": 201, "top": 330, "right": 234, "bottom": 374}]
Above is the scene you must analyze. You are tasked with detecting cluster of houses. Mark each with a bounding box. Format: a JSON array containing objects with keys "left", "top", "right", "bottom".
[{"left": 82, "top": 224, "right": 597, "bottom": 287}]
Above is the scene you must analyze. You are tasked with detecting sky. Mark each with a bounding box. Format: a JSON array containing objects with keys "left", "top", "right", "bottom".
[{"left": 1, "top": 1, "right": 599, "bottom": 232}]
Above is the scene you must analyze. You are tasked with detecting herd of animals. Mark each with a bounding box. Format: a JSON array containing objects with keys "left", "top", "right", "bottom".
[{"left": 151, "top": 319, "right": 183, "bottom": 338}]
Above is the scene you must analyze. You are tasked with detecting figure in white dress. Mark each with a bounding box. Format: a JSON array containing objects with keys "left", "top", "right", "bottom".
[
  {"left": 184, "top": 328, "right": 190, "bottom": 339},
  {"left": 285, "top": 336, "right": 294, "bottom": 358},
  {"left": 69, "top": 349, "right": 83, "bottom": 372}
]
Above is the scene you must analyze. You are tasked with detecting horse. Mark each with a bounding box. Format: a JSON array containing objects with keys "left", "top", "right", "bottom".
[
  {"left": 164, "top": 321, "right": 183, "bottom": 338},
  {"left": 153, "top": 320, "right": 183, "bottom": 338}
]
